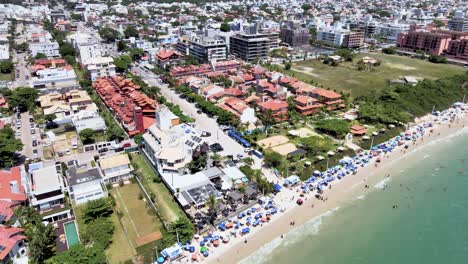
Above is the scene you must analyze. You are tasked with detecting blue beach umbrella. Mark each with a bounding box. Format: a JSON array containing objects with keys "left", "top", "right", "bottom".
[{"left": 157, "top": 257, "right": 165, "bottom": 263}]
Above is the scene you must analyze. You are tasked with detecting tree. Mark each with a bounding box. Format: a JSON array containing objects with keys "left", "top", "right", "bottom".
[
  {"left": 334, "top": 48, "right": 354, "bottom": 62},
  {"left": 0, "top": 60, "right": 14, "bottom": 73},
  {"left": 59, "top": 42, "right": 75, "bottom": 57},
  {"left": 81, "top": 218, "right": 114, "bottom": 249},
  {"left": 259, "top": 109, "right": 275, "bottom": 129},
  {"left": 64, "top": 54, "right": 76, "bottom": 65},
  {"left": 124, "top": 26, "right": 139, "bottom": 38},
  {"left": 220, "top": 22, "right": 231, "bottom": 32},
  {"left": 82, "top": 198, "right": 113, "bottom": 223},
  {"left": 7, "top": 87, "right": 38, "bottom": 112},
  {"left": 428, "top": 55, "right": 447, "bottom": 63},
  {"left": 46, "top": 244, "right": 106, "bottom": 264},
  {"left": 0, "top": 128, "right": 23, "bottom": 168},
  {"left": 284, "top": 62, "right": 292, "bottom": 70},
  {"left": 382, "top": 47, "right": 397, "bottom": 54},
  {"left": 34, "top": 53, "right": 47, "bottom": 60},
  {"left": 263, "top": 151, "right": 283, "bottom": 168},
  {"left": 129, "top": 48, "right": 144, "bottom": 61},
  {"left": 113, "top": 55, "right": 132, "bottom": 72},
  {"left": 299, "top": 136, "right": 334, "bottom": 156},
  {"left": 14, "top": 42, "right": 28, "bottom": 53},
  {"left": 98, "top": 27, "right": 120, "bottom": 42},
  {"left": 314, "top": 119, "right": 350, "bottom": 139},
  {"left": 432, "top": 19, "right": 445, "bottom": 28},
  {"left": 117, "top": 40, "right": 128, "bottom": 52},
  {"left": 79, "top": 128, "right": 95, "bottom": 144},
  {"left": 14, "top": 206, "right": 56, "bottom": 264},
  {"left": 206, "top": 194, "right": 221, "bottom": 224}
]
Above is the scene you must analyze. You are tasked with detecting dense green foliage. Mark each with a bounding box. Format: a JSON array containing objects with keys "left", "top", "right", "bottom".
[
  {"left": 14, "top": 206, "right": 56, "bottom": 263},
  {"left": 79, "top": 128, "right": 95, "bottom": 144},
  {"left": 81, "top": 217, "right": 115, "bottom": 249},
  {"left": 99, "top": 27, "right": 120, "bottom": 42},
  {"left": 82, "top": 198, "right": 113, "bottom": 223},
  {"left": 263, "top": 151, "right": 284, "bottom": 168},
  {"left": 46, "top": 244, "right": 106, "bottom": 264},
  {"left": 3, "top": 87, "right": 38, "bottom": 112},
  {"left": 382, "top": 47, "right": 397, "bottom": 54},
  {"left": 0, "top": 60, "right": 14, "bottom": 73},
  {"left": 314, "top": 119, "right": 350, "bottom": 139},
  {"left": 113, "top": 55, "right": 132, "bottom": 72},
  {"left": 239, "top": 165, "right": 274, "bottom": 194},
  {"left": 299, "top": 136, "right": 334, "bottom": 157},
  {"left": 356, "top": 73, "right": 468, "bottom": 124},
  {"left": 428, "top": 55, "right": 447, "bottom": 64},
  {"left": 0, "top": 127, "right": 23, "bottom": 168},
  {"left": 124, "top": 26, "right": 139, "bottom": 38}
]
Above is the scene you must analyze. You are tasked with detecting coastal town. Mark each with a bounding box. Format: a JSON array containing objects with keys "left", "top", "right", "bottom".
[{"left": 0, "top": 0, "right": 467, "bottom": 264}]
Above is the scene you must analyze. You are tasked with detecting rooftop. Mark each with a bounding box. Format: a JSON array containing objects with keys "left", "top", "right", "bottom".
[
  {"left": 32, "top": 166, "right": 62, "bottom": 195},
  {"left": 99, "top": 154, "right": 131, "bottom": 170},
  {"left": 0, "top": 167, "right": 26, "bottom": 202}
]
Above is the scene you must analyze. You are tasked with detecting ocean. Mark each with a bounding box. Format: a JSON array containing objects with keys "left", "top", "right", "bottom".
[{"left": 241, "top": 128, "right": 468, "bottom": 264}]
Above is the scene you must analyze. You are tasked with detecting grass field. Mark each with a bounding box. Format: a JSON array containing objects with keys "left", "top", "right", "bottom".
[
  {"left": 130, "top": 153, "right": 186, "bottom": 223},
  {"left": 282, "top": 52, "right": 466, "bottom": 98},
  {"left": 0, "top": 73, "right": 12, "bottom": 81}
]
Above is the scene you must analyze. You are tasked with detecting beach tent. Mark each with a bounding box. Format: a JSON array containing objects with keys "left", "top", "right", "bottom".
[
  {"left": 273, "top": 184, "right": 282, "bottom": 192},
  {"left": 284, "top": 175, "right": 300, "bottom": 186},
  {"left": 157, "top": 257, "right": 165, "bottom": 263},
  {"left": 339, "top": 156, "right": 353, "bottom": 165},
  {"left": 161, "top": 243, "right": 182, "bottom": 259}
]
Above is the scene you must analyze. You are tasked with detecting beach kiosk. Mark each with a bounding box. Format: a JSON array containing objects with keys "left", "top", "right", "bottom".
[
  {"left": 161, "top": 243, "right": 183, "bottom": 260},
  {"left": 284, "top": 175, "right": 300, "bottom": 186}
]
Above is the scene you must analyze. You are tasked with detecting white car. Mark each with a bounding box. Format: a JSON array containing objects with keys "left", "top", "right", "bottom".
[
  {"left": 65, "top": 149, "right": 71, "bottom": 155},
  {"left": 15, "top": 131, "right": 21, "bottom": 137}
]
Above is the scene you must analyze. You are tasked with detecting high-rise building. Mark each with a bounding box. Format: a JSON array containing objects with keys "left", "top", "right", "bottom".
[
  {"left": 397, "top": 28, "right": 468, "bottom": 56},
  {"left": 176, "top": 30, "right": 228, "bottom": 63},
  {"left": 280, "top": 21, "right": 311, "bottom": 46},
  {"left": 448, "top": 13, "right": 468, "bottom": 32},
  {"left": 230, "top": 23, "right": 279, "bottom": 62}
]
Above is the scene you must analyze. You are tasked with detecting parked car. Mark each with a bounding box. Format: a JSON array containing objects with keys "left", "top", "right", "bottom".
[
  {"left": 196, "top": 109, "right": 202, "bottom": 114},
  {"left": 65, "top": 149, "right": 71, "bottom": 155},
  {"left": 98, "top": 148, "right": 108, "bottom": 153},
  {"left": 32, "top": 149, "right": 38, "bottom": 156},
  {"left": 32, "top": 140, "right": 37, "bottom": 147},
  {"left": 15, "top": 131, "right": 21, "bottom": 137},
  {"left": 30, "top": 129, "right": 35, "bottom": 134},
  {"left": 201, "top": 131, "right": 211, "bottom": 137},
  {"left": 57, "top": 151, "right": 63, "bottom": 157},
  {"left": 122, "top": 142, "right": 131, "bottom": 148},
  {"left": 210, "top": 143, "right": 224, "bottom": 152}
]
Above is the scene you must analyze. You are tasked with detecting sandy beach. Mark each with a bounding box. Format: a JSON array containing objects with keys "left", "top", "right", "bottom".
[{"left": 200, "top": 109, "right": 468, "bottom": 264}]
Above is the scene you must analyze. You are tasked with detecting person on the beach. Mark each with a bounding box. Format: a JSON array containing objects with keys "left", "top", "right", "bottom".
[{"left": 281, "top": 234, "right": 284, "bottom": 239}]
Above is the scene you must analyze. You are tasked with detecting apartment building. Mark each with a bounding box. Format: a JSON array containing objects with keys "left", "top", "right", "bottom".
[
  {"left": 377, "top": 23, "right": 410, "bottom": 41},
  {"left": 448, "top": 12, "right": 468, "bottom": 32},
  {"left": 177, "top": 30, "right": 228, "bottom": 63},
  {"left": 99, "top": 154, "right": 133, "bottom": 184},
  {"left": 31, "top": 65, "right": 79, "bottom": 92},
  {"left": 230, "top": 24, "right": 279, "bottom": 62},
  {"left": 396, "top": 29, "right": 468, "bottom": 56},
  {"left": 280, "top": 21, "right": 311, "bottom": 47},
  {"left": 342, "top": 31, "right": 364, "bottom": 48},
  {"left": 445, "top": 38, "right": 468, "bottom": 61},
  {"left": 29, "top": 166, "right": 71, "bottom": 222},
  {"left": 86, "top": 57, "right": 116, "bottom": 81},
  {"left": 317, "top": 24, "right": 363, "bottom": 48},
  {"left": 29, "top": 33, "right": 60, "bottom": 58}
]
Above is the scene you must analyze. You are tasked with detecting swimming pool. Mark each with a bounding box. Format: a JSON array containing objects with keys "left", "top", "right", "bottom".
[{"left": 64, "top": 221, "right": 80, "bottom": 248}]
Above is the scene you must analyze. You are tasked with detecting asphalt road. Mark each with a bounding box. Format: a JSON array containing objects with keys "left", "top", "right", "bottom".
[
  {"left": 130, "top": 66, "right": 248, "bottom": 158},
  {"left": 14, "top": 112, "right": 43, "bottom": 159}
]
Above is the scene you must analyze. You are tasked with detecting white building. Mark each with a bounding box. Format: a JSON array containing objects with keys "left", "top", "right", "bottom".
[
  {"left": 99, "top": 154, "right": 133, "bottom": 184},
  {"left": 377, "top": 23, "right": 410, "bottom": 41},
  {"left": 142, "top": 108, "right": 205, "bottom": 175},
  {"left": 72, "top": 110, "right": 107, "bottom": 132},
  {"left": 86, "top": 57, "right": 116, "bottom": 81},
  {"left": 0, "top": 43, "right": 9, "bottom": 60},
  {"left": 317, "top": 25, "right": 349, "bottom": 46},
  {"left": 29, "top": 40, "right": 60, "bottom": 58},
  {"left": 67, "top": 165, "right": 106, "bottom": 205},
  {"left": 29, "top": 166, "right": 71, "bottom": 222},
  {"left": 32, "top": 66, "right": 78, "bottom": 91}
]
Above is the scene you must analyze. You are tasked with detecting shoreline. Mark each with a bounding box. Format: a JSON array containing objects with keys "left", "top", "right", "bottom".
[{"left": 203, "top": 109, "right": 468, "bottom": 264}]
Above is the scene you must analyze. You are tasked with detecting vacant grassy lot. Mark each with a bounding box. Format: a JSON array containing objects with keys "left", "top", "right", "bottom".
[
  {"left": 113, "top": 184, "right": 163, "bottom": 243},
  {"left": 283, "top": 52, "right": 466, "bottom": 98},
  {"left": 0, "top": 73, "right": 12, "bottom": 81},
  {"left": 130, "top": 153, "right": 186, "bottom": 223}
]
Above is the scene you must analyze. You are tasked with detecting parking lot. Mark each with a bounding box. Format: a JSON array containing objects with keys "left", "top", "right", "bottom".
[{"left": 12, "top": 111, "right": 43, "bottom": 159}]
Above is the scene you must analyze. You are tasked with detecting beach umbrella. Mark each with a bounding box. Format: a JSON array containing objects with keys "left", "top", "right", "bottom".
[
  {"left": 157, "top": 257, "right": 165, "bottom": 263},
  {"left": 203, "top": 251, "right": 209, "bottom": 257},
  {"left": 296, "top": 198, "right": 303, "bottom": 205},
  {"left": 213, "top": 240, "right": 220, "bottom": 247},
  {"left": 192, "top": 254, "right": 197, "bottom": 261},
  {"left": 200, "top": 241, "right": 205, "bottom": 246},
  {"left": 189, "top": 246, "right": 196, "bottom": 253},
  {"left": 200, "top": 246, "right": 207, "bottom": 253}
]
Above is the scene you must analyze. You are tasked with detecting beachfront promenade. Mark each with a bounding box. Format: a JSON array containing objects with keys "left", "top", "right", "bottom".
[{"left": 172, "top": 103, "right": 468, "bottom": 264}]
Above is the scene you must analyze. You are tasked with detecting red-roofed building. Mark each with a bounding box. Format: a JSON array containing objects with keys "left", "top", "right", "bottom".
[
  {"left": 0, "top": 167, "right": 27, "bottom": 203},
  {"left": 0, "top": 96, "right": 8, "bottom": 109},
  {"left": 92, "top": 76, "right": 157, "bottom": 135},
  {"left": 259, "top": 99, "right": 288, "bottom": 121},
  {"left": 0, "top": 201, "right": 19, "bottom": 225},
  {"left": 220, "top": 97, "right": 256, "bottom": 124},
  {"left": 295, "top": 95, "right": 323, "bottom": 116},
  {"left": 155, "top": 49, "right": 181, "bottom": 69},
  {"left": 170, "top": 60, "right": 240, "bottom": 78},
  {"left": 350, "top": 125, "right": 367, "bottom": 136},
  {"left": 298, "top": 87, "right": 345, "bottom": 110},
  {"left": 0, "top": 226, "right": 26, "bottom": 264}
]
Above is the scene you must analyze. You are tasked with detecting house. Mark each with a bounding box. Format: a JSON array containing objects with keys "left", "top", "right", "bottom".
[
  {"left": 67, "top": 165, "right": 106, "bottom": 205},
  {"left": 350, "top": 125, "right": 367, "bottom": 136},
  {"left": 31, "top": 66, "right": 79, "bottom": 92},
  {"left": 38, "top": 90, "right": 97, "bottom": 122},
  {"left": 258, "top": 99, "right": 288, "bottom": 120},
  {"left": 71, "top": 110, "right": 107, "bottom": 133},
  {"left": 86, "top": 57, "right": 117, "bottom": 81},
  {"left": 0, "top": 167, "right": 27, "bottom": 204},
  {"left": 220, "top": 97, "right": 256, "bottom": 124},
  {"left": 29, "top": 33, "right": 60, "bottom": 58},
  {"left": 294, "top": 95, "right": 323, "bottom": 116},
  {"left": 155, "top": 49, "right": 181, "bottom": 69},
  {"left": 0, "top": 226, "right": 27, "bottom": 264},
  {"left": 99, "top": 154, "right": 133, "bottom": 184},
  {"left": 29, "top": 166, "right": 71, "bottom": 222}
]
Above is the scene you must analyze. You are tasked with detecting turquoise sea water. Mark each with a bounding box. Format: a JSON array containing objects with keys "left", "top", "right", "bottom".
[{"left": 241, "top": 129, "right": 468, "bottom": 264}]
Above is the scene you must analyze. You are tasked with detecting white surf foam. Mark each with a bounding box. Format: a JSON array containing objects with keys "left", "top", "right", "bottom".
[
  {"left": 239, "top": 207, "right": 340, "bottom": 264},
  {"left": 374, "top": 177, "right": 391, "bottom": 189}
]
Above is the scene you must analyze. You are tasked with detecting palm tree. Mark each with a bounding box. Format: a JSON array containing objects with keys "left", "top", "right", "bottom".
[
  {"left": 211, "top": 153, "right": 223, "bottom": 167},
  {"left": 206, "top": 194, "right": 221, "bottom": 225}
]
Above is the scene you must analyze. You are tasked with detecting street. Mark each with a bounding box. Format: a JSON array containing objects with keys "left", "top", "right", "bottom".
[
  {"left": 130, "top": 66, "right": 249, "bottom": 159},
  {"left": 13, "top": 112, "right": 43, "bottom": 159}
]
